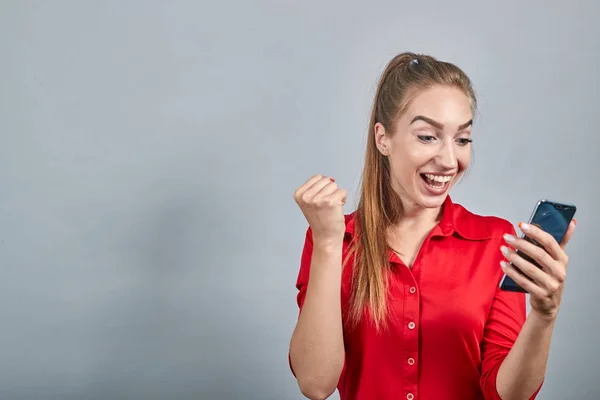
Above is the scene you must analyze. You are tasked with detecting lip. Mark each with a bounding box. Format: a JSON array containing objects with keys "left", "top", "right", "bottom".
[
  {"left": 420, "top": 173, "right": 456, "bottom": 177},
  {"left": 420, "top": 173, "right": 453, "bottom": 196}
]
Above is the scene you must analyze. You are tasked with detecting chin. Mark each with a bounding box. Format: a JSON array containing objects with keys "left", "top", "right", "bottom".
[{"left": 415, "top": 194, "right": 448, "bottom": 209}]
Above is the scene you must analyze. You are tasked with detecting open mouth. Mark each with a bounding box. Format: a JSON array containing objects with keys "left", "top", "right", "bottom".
[{"left": 420, "top": 173, "right": 453, "bottom": 191}]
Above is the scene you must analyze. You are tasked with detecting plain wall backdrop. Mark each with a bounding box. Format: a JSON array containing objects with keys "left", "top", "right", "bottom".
[{"left": 1, "top": 1, "right": 599, "bottom": 399}]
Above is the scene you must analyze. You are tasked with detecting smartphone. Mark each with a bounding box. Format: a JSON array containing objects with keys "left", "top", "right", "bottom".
[{"left": 499, "top": 199, "right": 576, "bottom": 293}]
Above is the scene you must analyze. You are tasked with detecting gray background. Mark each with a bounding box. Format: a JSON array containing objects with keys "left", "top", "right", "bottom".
[{"left": 1, "top": 1, "right": 598, "bottom": 399}]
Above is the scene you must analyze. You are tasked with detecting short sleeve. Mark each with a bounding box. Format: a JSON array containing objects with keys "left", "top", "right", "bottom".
[{"left": 480, "top": 224, "right": 543, "bottom": 399}]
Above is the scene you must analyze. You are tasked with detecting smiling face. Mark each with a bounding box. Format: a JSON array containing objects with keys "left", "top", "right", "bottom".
[{"left": 375, "top": 85, "right": 474, "bottom": 210}]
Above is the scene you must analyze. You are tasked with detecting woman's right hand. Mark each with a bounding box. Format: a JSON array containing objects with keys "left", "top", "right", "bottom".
[{"left": 294, "top": 175, "right": 347, "bottom": 245}]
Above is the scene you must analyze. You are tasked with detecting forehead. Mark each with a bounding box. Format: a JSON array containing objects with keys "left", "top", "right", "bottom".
[{"left": 401, "top": 86, "right": 473, "bottom": 126}]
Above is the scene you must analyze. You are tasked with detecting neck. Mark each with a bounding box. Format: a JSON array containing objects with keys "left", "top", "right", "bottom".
[
  {"left": 385, "top": 199, "right": 444, "bottom": 264},
  {"left": 391, "top": 199, "right": 443, "bottom": 232}
]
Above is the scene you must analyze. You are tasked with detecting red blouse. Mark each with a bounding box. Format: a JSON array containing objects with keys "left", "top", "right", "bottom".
[{"left": 291, "top": 196, "right": 542, "bottom": 400}]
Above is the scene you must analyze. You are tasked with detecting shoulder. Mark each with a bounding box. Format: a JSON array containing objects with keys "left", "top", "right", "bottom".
[
  {"left": 452, "top": 202, "right": 515, "bottom": 238},
  {"left": 344, "top": 212, "right": 356, "bottom": 226}
]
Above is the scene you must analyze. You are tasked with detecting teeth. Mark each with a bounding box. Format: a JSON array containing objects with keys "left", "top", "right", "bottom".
[{"left": 424, "top": 174, "right": 452, "bottom": 183}]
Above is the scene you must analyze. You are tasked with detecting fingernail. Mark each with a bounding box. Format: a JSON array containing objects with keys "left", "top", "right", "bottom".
[
  {"left": 500, "top": 260, "right": 509, "bottom": 270},
  {"left": 519, "top": 222, "right": 530, "bottom": 231},
  {"left": 503, "top": 234, "right": 515, "bottom": 242},
  {"left": 500, "top": 246, "right": 510, "bottom": 256},
  {"left": 573, "top": 218, "right": 577, "bottom": 226},
  {"left": 329, "top": 178, "right": 335, "bottom": 182}
]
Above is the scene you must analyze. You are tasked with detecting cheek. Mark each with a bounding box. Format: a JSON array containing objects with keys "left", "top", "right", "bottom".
[
  {"left": 400, "top": 147, "right": 431, "bottom": 168},
  {"left": 457, "top": 149, "right": 472, "bottom": 171},
  {"left": 388, "top": 157, "right": 415, "bottom": 186},
  {"left": 391, "top": 151, "right": 424, "bottom": 177}
]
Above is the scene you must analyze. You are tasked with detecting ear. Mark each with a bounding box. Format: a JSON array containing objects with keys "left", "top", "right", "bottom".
[{"left": 374, "top": 122, "right": 390, "bottom": 156}]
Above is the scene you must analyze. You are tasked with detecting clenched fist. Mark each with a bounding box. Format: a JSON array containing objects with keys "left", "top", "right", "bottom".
[{"left": 294, "top": 175, "right": 347, "bottom": 245}]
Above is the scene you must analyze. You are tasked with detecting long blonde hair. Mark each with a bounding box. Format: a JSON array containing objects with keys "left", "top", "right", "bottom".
[{"left": 346, "top": 52, "right": 478, "bottom": 331}]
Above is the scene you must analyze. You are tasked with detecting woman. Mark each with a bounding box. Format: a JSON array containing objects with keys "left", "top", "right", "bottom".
[{"left": 288, "top": 52, "right": 576, "bottom": 400}]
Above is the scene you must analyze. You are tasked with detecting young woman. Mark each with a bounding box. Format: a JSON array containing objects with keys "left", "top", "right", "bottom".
[{"left": 288, "top": 52, "right": 576, "bottom": 400}]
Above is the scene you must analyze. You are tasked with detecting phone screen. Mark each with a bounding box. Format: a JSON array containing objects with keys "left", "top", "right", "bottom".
[{"left": 499, "top": 200, "right": 576, "bottom": 292}]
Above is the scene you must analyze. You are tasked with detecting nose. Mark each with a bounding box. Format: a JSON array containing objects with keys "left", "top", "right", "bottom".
[{"left": 437, "top": 140, "right": 457, "bottom": 169}]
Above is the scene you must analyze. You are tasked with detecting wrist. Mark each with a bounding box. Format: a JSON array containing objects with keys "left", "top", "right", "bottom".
[
  {"left": 529, "top": 308, "right": 559, "bottom": 326},
  {"left": 312, "top": 236, "right": 344, "bottom": 253}
]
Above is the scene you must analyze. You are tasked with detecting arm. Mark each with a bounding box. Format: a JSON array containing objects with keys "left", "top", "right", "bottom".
[
  {"left": 289, "top": 228, "right": 345, "bottom": 400},
  {"left": 482, "top": 219, "right": 575, "bottom": 400},
  {"left": 479, "top": 285, "right": 543, "bottom": 400},
  {"left": 479, "top": 222, "right": 544, "bottom": 400},
  {"left": 495, "top": 310, "right": 555, "bottom": 400}
]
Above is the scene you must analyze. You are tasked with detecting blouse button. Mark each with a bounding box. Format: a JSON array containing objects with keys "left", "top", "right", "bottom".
[
  {"left": 408, "top": 321, "right": 416, "bottom": 330},
  {"left": 409, "top": 286, "right": 416, "bottom": 294},
  {"left": 407, "top": 393, "right": 414, "bottom": 400},
  {"left": 407, "top": 357, "right": 415, "bottom": 365}
]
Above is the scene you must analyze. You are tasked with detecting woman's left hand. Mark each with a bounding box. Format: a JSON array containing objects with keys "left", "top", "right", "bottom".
[{"left": 500, "top": 219, "right": 577, "bottom": 321}]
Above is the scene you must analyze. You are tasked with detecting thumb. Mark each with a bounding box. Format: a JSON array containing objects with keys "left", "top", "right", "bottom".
[
  {"left": 327, "top": 188, "right": 347, "bottom": 206},
  {"left": 559, "top": 219, "right": 576, "bottom": 249}
]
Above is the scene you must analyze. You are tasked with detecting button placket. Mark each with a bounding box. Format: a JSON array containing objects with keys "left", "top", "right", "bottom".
[{"left": 403, "top": 281, "right": 419, "bottom": 400}]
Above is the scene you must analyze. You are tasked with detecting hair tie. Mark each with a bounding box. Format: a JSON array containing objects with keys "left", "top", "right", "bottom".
[{"left": 410, "top": 58, "right": 419, "bottom": 65}]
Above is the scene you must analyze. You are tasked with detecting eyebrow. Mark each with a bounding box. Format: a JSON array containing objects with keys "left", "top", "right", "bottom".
[{"left": 410, "top": 115, "right": 473, "bottom": 130}]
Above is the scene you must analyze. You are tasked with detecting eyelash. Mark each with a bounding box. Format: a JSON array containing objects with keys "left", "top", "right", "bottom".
[{"left": 418, "top": 135, "right": 473, "bottom": 146}]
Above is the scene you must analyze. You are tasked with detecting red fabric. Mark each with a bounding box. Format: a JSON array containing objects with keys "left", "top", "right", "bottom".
[{"left": 290, "top": 196, "right": 543, "bottom": 400}]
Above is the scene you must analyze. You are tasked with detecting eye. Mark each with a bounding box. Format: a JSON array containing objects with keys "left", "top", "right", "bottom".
[
  {"left": 418, "top": 135, "right": 436, "bottom": 143},
  {"left": 456, "top": 138, "right": 473, "bottom": 146}
]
